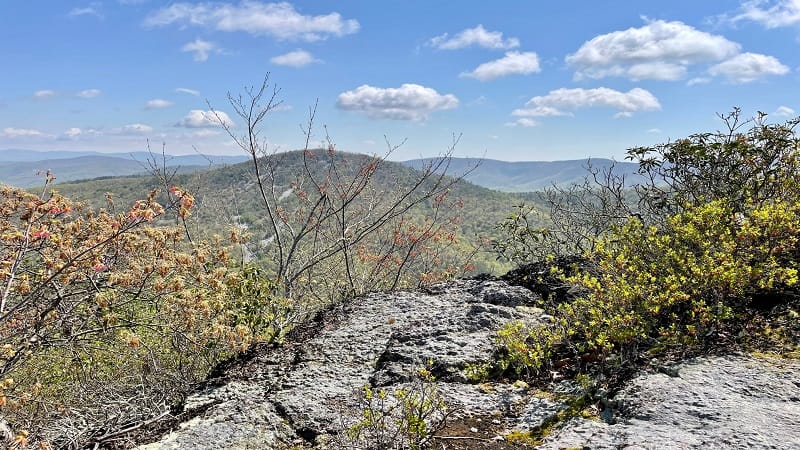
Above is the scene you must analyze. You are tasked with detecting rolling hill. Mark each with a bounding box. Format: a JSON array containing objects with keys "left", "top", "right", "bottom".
[
  {"left": 2, "top": 149, "right": 643, "bottom": 193},
  {"left": 50, "top": 151, "right": 539, "bottom": 275},
  {"left": 402, "top": 157, "right": 643, "bottom": 192}
]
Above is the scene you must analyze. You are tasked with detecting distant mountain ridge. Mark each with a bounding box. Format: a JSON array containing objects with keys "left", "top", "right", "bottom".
[
  {"left": 402, "top": 157, "right": 643, "bottom": 192},
  {"left": 1, "top": 149, "right": 643, "bottom": 192},
  {"left": 0, "top": 149, "right": 249, "bottom": 165},
  {"left": 0, "top": 149, "right": 249, "bottom": 187}
]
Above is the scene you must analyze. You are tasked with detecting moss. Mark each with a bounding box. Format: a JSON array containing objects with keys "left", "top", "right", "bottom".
[
  {"left": 751, "top": 349, "right": 800, "bottom": 360},
  {"left": 505, "top": 393, "right": 594, "bottom": 445},
  {"left": 504, "top": 429, "right": 541, "bottom": 445}
]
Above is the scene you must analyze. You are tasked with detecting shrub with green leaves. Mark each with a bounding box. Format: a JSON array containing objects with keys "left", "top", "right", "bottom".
[
  {"left": 495, "top": 110, "right": 800, "bottom": 377},
  {"left": 341, "top": 366, "right": 447, "bottom": 450}
]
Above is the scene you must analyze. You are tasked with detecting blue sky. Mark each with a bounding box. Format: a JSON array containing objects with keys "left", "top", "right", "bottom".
[{"left": 0, "top": 1, "right": 798, "bottom": 161}]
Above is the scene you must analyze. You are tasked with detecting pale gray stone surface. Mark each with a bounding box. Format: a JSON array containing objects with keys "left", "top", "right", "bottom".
[
  {"left": 539, "top": 355, "right": 800, "bottom": 450},
  {"left": 136, "top": 278, "right": 800, "bottom": 450},
  {"left": 137, "top": 279, "right": 553, "bottom": 449}
]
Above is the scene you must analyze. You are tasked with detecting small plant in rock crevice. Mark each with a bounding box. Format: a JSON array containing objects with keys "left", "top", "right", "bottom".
[{"left": 337, "top": 365, "right": 448, "bottom": 450}]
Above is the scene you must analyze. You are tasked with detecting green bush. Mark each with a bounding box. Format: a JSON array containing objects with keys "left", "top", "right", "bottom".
[{"left": 496, "top": 110, "right": 800, "bottom": 377}]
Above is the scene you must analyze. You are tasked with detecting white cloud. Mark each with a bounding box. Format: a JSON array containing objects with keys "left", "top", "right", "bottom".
[
  {"left": 708, "top": 52, "right": 789, "bottom": 83},
  {"left": 69, "top": 6, "right": 103, "bottom": 19},
  {"left": 626, "top": 62, "right": 687, "bottom": 81},
  {"left": 728, "top": 0, "right": 800, "bottom": 28},
  {"left": 145, "top": 1, "right": 359, "bottom": 41},
  {"left": 566, "top": 19, "right": 740, "bottom": 81},
  {"left": 61, "top": 128, "right": 102, "bottom": 139},
  {"left": 34, "top": 90, "right": 56, "bottom": 99},
  {"left": 2, "top": 127, "right": 42, "bottom": 138},
  {"left": 270, "top": 49, "right": 320, "bottom": 67},
  {"left": 119, "top": 123, "right": 154, "bottom": 134},
  {"left": 64, "top": 128, "right": 83, "bottom": 138},
  {"left": 775, "top": 105, "right": 796, "bottom": 117},
  {"left": 176, "top": 87, "right": 200, "bottom": 96},
  {"left": 145, "top": 99, "right": 174, "bottom": 109},
  {"left": 428, "top": 24, "right": 519, "bottom": 50},
  {"left": 687, "top": 77, "right": 712, "bottom": 86},
  {"left": 648, "top": 128, "right": 662, "bottom": 133},
  {"left": 176, "top": 109, "right": 235, "bottom": 128},
  {"left": 77, "top": 89, "right": 102, "bottom": 99},
  {"left": 460, "top": 51, "right": 541, "bottom": 81},
  {"left": 182, "top": 39, "right": 218, "bottom": 62},
  {"left": 505, "top": 118, "right": 538, "bottom": 127},
  {"left": 336, "top": 84, "right": 459, "bottom": 120},
  {"left": 513, "top": 87, "right": 661, "bottom": 117}
]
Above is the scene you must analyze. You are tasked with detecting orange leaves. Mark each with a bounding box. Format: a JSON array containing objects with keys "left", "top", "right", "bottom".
[
  {"left": 127, "top": 199, "right": 163, "bottom": 223},
  {"left": 169, "top": 185, "right": 196, "bottom": 219}
]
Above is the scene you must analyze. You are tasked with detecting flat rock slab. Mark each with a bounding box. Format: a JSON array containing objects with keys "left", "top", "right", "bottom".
[
  {"left": 539, "top": 354, "right": 800, "bottom": 450},
  {"left": 136, "top": 279, "right": 551, "bottom": 449},
  {"left": 135, "top": 277, "right": 800, "bottom": 450}
]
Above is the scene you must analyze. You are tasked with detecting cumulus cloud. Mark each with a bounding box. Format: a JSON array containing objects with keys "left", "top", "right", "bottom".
[
  {"left": 727, "top": 0, "right": 800, "bottom": 28},
  {"left": 270, "top": 49, "right": 320, "bottom": 67},
  {"left": 145, "top": 99, "right": 174, "bottom": 109},
  {"left": 176, "top": 110, "right": 235, "bottom": 128},
  {"left": 708, "top": 52, "right": 789, "bottom": 83},
  {"left": 77, "top": 89, "right": 102, "bottom": 99},
  {"left": 775, "top": 105, "right": 796, "bottom": 117},
  {"left": 336, "top": 84, "right": 459, "bottom": 120},
  {"left": 182, "top": 39, "right": 218, "bottom": 62},
  {"left": 61, "top": 128, "right": 102, "bottom": 139},
  {"left": 428, "top": 24, "right": 519, "bottom": 50},
  {"left": 119, "top": 123, "right": 154, "bottom": 134},
  {"left": 513, "top": 87, "right": 661, "bottom": 118},
  {"left": 460, "top": 51, "right": 541, "bottom": 81},
  {"left": 64, "top": 128, "right": 83, "bottom": 139},
  {"left": 34, "top": 90, "right": 56, "bottom": 99},
  {"left": 145, "top": 1, "right": 359, "bottom": 41},
  {"left": 176, "top": 87, "right": 200, "bottom": 96},
  {"left": 2, "top": 127, "right": 43, "bottom": 138},
  {"left": 566, "top": 19, "right": 740, "bottom": 81}
]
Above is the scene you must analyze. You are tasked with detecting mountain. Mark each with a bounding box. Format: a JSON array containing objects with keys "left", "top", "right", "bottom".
[
  {"left": 50, "top": 151, "right": 533, "bottom": 275},
  {"left": 402, "top": 157, "right": 643, "bottom": 192},
  {"left": 2, "top": 149, "right": 644, "bottom": 193},
  {"left": 0, "top": 149, "right": 249, "bottom": 187}
]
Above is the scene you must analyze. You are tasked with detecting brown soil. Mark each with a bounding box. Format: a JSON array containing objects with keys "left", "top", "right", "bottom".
[{"left": 430, "top": 417, "right": 537, "bottom": 449}]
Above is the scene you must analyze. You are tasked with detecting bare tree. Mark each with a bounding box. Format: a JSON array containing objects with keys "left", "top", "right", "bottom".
[
  {"left": 212, "top": 74, "right": 474, "bottom": 302},
  {"left": 495, "top": 160, "right": 634, "bottom": 263}
]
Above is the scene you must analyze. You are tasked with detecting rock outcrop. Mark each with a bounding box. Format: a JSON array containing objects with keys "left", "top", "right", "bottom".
[
  {"left": 136, "top": 278, "right": 556, "bottom": 449},
  {"left": 539, "top": 354, "right": 800, "bottom": 449},
  {"left": 134, "top": 277, "right": 800, "bottom": 450}
]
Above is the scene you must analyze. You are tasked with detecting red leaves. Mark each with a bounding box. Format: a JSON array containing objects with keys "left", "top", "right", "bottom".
[{"left": 31, "top": 230, "right": 50, "bottom": 240}]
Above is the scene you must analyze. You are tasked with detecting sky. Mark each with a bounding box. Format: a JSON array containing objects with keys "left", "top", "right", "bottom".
[{"left": 0, "top": 0, "right": 799, "bottom": 162}]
